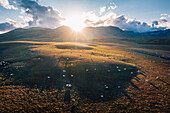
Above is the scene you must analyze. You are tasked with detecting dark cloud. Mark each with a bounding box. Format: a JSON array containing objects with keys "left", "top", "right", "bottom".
[
  {"left": 0, "top": 22, "right": 15, "bottom": 31},
  {"left": 17, "top": 0, "right": 64, "bottom": 28},
  {"left": 152, "top": 21, "right": 159, "bottom": 27}
]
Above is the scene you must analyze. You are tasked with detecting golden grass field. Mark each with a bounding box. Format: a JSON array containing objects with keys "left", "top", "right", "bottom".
[{"left": 0, "top": 37, "right": 169, "bottom": 112}]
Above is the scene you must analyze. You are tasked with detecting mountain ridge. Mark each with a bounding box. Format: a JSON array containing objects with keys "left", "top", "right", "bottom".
[{"left": 0, "top": 26, "right": 170, "bottom": 42}]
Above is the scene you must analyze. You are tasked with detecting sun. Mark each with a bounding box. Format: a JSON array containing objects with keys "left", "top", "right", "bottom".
[{"left": 62, "top": 15, "right": 86, "bottom": 32}]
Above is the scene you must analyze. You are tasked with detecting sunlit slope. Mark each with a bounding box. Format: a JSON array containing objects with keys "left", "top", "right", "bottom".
[{"left": 0, "top": 39, "right": 169, "bottom": 112}]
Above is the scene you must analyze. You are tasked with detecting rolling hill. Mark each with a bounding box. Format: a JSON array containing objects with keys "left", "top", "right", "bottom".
[{"left": 0, "top": 26, "right": 170, "bottom": 44}]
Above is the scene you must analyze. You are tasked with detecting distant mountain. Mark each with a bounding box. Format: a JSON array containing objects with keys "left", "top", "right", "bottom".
[
  {"left": 134, "top": 29, "right": 170, "bottom": 38},
  {"left": 83, "top": 26, "right": 127, "bottom": 37},
  {"left": 0, "top": 26, "right": 170, "bottom": 42},
  {"left": 83, "top": 26, "right": 170, "bottom": 38}
]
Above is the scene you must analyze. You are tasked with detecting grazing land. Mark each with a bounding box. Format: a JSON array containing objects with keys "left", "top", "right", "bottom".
[{"left": 0, "top": 29, "right": 170, "bottom": 112}]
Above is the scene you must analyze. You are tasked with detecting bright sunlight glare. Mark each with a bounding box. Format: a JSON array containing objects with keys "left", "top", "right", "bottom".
[{"left": 62, "top": 15, "right": 86, "bottom": 32}]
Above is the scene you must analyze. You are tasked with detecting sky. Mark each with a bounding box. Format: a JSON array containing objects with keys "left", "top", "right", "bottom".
[{"left": 0, "top": 0, "right": 170, "bottom": 33}]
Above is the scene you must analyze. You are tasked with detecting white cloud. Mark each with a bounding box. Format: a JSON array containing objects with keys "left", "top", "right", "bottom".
[
  {"left": 152, "top": 17, "right": 170, "bottom": 29},
  {"left": 0, "top": 0, "right": 17, "bottom": 9},
  {"left": 84, "top": 12, "right": 117, "bottom": 27},
  {"left": 160, "top": 17, "right": 168, "bottom": 22},
  {"left": 83, "top": 5, "right": 170, "bottom": 32},
  {"left": 99, "top": 6, "right": 106, "bottom": 15},
  {"left": 19, "top": 16, "right": 34, "bottom": 28},
  {"left": 161, "top": 14, "right": 168, "bottom": 16},
  {"left": 108, "top": 2, "right": 117, "bottom": 10},
  {"left": 6, "top": 18, "right": 16, "bottom": 25},
  {"left": 99, "top": 2, "right": 117, "bottom": 15},
  {"left": 161, "top": 13, "right": 170, "bottom": 18},
  {"left": 157, "top": 22, "right": 170, "bottom": 29},
  {"left": 0, "top": 18, "right": 16, "bottom": 32}
]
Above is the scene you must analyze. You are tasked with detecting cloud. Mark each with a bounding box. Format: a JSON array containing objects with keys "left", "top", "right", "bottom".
[
  {"left": 0, "top": 0, "right": 65, "bottom": 33},
  {"left": 151, "top": 16, "right": 170, "bottom": 29},
  {"left": 1, "top": 0, "right": 170, "bottom": 33},
  {"left": 84, "top": 12, "right": 117, "bottom": 27},
  {"left": 0, "top": 0, "right": 64, "bottom": 32},
  {"left": 152, "top": 21, "right": 159, "bottom": 27},
  {"left": 161, "top": 13, "right": 170, "bottom": 18},
  {"left": 99, "top": 2, "right": 117, "bottom": 15},
  {"left": 0, "top": 18, "right": 17, "bottom": 32},
  {"left": 99, "top": 7, "right": 106, "bottom": 15},
  {"left": 0, "top": 17, "right": 34, "bottom": 33},
  {"left": 84, "top": 11, "right": 156, "bottom": 32},
  {"left": 160, "top": 17, "right": 168, "bottom": 23},
  {"left": 83, "top": 3, "right": 170, "bottom": 32},
  {"left": 112, "top": 15, "right": 155, "bottom": 32},
  {"left": 17, "top": 0, "right": 64, "bottom": 28},
  {"left": 152, "top": 17, "right": 170, "bottom": 29},
  {"left": 0, "top": 22, "right": 15, "bottom": 31},
  {"left": 0, "top": 0, "right": 17, "bottom": 9},
  {"left": 108, "top": 2, "right": 117, "bottom": 10}
]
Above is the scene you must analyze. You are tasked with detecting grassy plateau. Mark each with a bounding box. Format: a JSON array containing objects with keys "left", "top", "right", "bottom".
[{"left": 0, "top": 28, "right": 169, "bottom": 112}]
